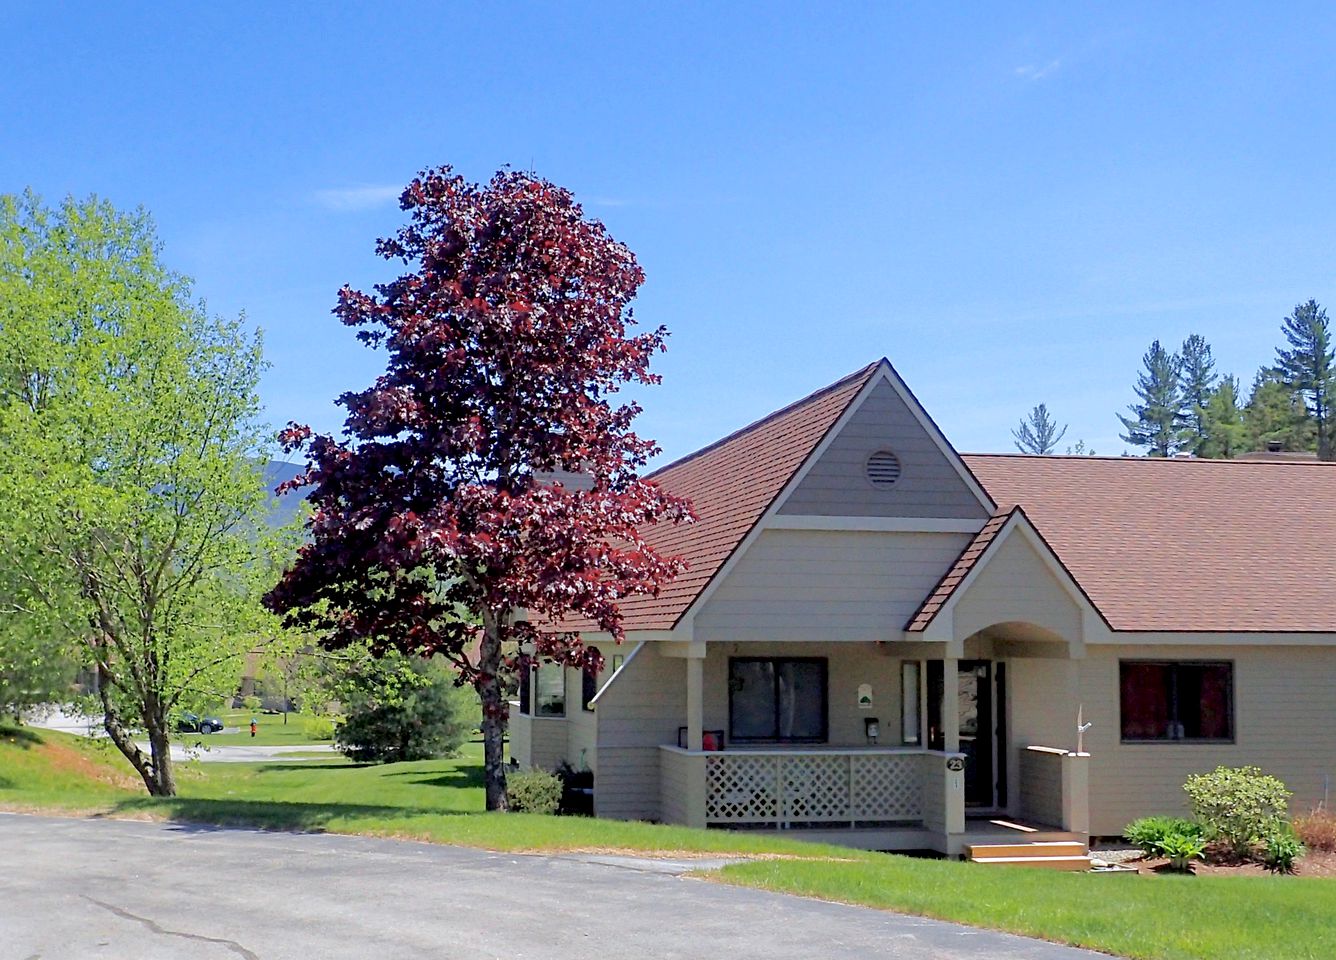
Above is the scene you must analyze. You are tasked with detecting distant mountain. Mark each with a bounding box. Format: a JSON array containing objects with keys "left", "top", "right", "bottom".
[{"left": 263, "top": 460, "right": 308, "bottom": 529}]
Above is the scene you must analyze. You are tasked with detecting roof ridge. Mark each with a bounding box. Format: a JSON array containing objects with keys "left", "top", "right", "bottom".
[
  {"left": 647, "top": 360, "right": 881, "bottom": 479},
  {"left": 962, "top": 452, "right": 1336, "bottom": 466}
]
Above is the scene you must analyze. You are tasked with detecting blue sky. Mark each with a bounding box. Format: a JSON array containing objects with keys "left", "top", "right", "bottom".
[{"left": 4, "top": 3, "right": 1336, "bottom": 463}]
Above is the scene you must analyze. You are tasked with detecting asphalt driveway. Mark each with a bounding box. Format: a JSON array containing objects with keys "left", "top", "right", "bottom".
[{"left": 0, "top": 813, "right": 1102, "bottom": 960}]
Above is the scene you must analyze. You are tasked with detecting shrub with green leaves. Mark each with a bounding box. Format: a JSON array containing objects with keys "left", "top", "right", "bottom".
[
  {"left": 334, "top": 653, "right": 471, "bottom": 763},
  {"left": 1262, "top": 826, "right": 1304, "bottom": 874},
  {"left": 1184, "top": 765, "right": 1290, "bottom": 853},
  {"left": 507, "top": 769, "right": 562, "bottom": 814},
  {"left": 1124, "top": 816, "right": 1204, "bottom": 857},
  {"left": 1158, "top": 831, "right": 1207, "bottom": 872}
]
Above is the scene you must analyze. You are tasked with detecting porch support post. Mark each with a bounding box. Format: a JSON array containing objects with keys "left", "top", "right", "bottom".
[
  {"left": 942, "top": 657, "right": 959, "bottom": 753},
  {"left": 685, "top": 651, "right": 704, "bottom": 752}
]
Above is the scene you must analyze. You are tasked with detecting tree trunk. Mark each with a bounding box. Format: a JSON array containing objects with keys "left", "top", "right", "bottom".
[
  {"left": 97, "top": 660, "right": 176, "bottom": 797},
  {"left": 476, "top": 620, "right": 509, "bottom": 812}
]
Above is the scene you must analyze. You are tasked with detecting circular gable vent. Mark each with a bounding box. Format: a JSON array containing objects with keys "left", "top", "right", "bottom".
[{"left": 866, "top": 450, "right": 902, "bottom": 487}]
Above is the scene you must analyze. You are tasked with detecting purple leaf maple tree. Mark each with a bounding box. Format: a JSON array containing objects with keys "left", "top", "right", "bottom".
[{"left": 266, "top": 166, "right": 692, "bottom": 810}]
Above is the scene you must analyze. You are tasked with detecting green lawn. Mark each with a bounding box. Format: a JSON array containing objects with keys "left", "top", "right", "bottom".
[
  {"left": 175, "top": 710, "right": 335, "bottom": 747},
  {"left": 714, "top": 857, "right": 1336, "bottom": 960},
  {"left": 4, "top": 722, "right": 1335, "bottom": 960}
]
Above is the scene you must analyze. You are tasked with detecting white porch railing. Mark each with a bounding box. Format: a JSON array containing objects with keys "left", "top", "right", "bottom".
[
  {"left": 660, "top": 747, "right": 929, "bottom": 827},
  {"left": 1020, "top": 744, "right": 1090, "bottom": 837}
]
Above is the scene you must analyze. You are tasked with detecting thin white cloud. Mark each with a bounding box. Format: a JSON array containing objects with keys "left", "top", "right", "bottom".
[
  {"left": 312, "top": 184, "right": 402, "bottom": 212},
  {"left": 1014, "top": 59, "right": 1062, "bottom": 81}
]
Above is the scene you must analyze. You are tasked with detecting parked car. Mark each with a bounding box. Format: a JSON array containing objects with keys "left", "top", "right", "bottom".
[{"left": 175, "top": 712, "right": 224, "bottom": 734}]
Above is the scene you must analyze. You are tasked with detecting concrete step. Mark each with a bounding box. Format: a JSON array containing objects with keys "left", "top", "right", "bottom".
[
  {"left": 968, "top": 854, "right": 1094, "bottom": 871},
  {"left": 966, "top": 841, "right": 1087, "bottom": 860}
]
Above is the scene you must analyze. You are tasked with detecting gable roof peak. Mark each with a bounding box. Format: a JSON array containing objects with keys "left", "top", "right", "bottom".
[{"left": 647, "top": 360, "right": 881, "bottom": 480}]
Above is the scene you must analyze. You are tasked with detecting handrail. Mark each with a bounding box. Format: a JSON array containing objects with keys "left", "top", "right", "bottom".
[{"left": 659, "top": 744, "right": 932, "bottom": 757}]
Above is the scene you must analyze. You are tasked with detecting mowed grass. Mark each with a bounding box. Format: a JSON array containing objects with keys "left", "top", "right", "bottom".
[
  {"left": 4, "top": 723, "right": 1336, "bottom": 960},
  {"left": 715, "top": 857, "right": 1336, "bottom": 960},
  {"left": 175, "top": 710, "right": 335, "bottom": 747}
]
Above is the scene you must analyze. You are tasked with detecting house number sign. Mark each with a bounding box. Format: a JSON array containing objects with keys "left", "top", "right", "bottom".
[{"left": 946, "top": 756, "right": 965, "bottom": 772}]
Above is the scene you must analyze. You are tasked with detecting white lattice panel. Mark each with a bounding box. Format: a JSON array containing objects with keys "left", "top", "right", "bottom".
[
  {"left": 706, "top": 751, "right": 925, "bottom": 825},
  {"left": 850, "top": 754, "right": 922, "bottom": 820},
  {"left": 706, "top": 754, "right": 778, "bottom": 822},
  {"left": 781, "top": 754, "right": 851, "bottom": 822}
]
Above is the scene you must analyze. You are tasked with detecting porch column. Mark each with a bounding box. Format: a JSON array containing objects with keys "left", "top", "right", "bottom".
[
  {"left": 941, "top": 657, "right": 959, "bottom": 752},
  {"left": 685, "top": 652, "right": 704, "bottom": 751}
]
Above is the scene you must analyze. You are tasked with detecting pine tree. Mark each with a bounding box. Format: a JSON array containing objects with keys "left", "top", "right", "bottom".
[
  {"left": 1244, "top": 368, "right": 1316, "bottom": 452},
  {"left": 1178, "top": 334, "right": 1218, "bottom": 456},
  {"left": 1200, "top": 375, "right": 1247, "bottom": 458},
  {"left": 1274, "top": 299, "right": 1335, "bottom": 459},
  {"left": 1118, "top": 340, "right": 1184, "bottom": 457},
  {"left": 1011, "top": 403, "right": 1068, "bottom": 454}
]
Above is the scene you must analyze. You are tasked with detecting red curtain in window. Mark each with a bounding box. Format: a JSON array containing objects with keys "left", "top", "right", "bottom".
[{"left": 1120, "top": 662, "right": 1170, "bottom": 739}]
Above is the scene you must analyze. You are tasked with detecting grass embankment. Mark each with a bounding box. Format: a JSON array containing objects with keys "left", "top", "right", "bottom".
[{"left": 4, "top": 722, "right": 1335, "bottom": 960}]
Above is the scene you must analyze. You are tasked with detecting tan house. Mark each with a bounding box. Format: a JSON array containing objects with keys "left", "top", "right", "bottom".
[{"left": 509, "top": 359, "right": 1336, "bottom": 858}]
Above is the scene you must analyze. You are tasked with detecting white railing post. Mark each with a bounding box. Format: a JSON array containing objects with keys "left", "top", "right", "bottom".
[{"left": 1061, "top": 750, "right": 1090, "bottom": 838}]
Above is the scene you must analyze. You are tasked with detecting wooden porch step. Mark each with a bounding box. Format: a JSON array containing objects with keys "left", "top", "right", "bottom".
[
  {"left": 967, "top": 854, "right": 1093, "bottom": 871},
  {"left": 966, "top": 841, "right": 1087, "bottom": 860}
]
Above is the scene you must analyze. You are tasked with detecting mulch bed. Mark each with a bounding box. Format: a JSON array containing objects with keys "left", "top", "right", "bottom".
[{"left": 1127, "top": 846, "right": 1336, "bottom": 878}]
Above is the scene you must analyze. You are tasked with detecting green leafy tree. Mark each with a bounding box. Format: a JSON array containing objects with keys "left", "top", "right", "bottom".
[
  {"left": 1119, "top": 340, "right": 1184, "bottom": 457},
  {"left": 0, "top": 192, "right": 292, "bottom": 795},
  {"left": 1177, "top": 334, "right": 1218, "bottom": 456},
  {"left": 1200, "top": 375, "right": 1248, "bottom": 459},
  {"left": 1011, "top": 403, "right": 1068, "bottom": 454},
  {"left": 1274, "top": 299, "right": 1335, "bottom": 459},
  {"left": 333, "top": 650, "right": 474, "bottom": 763},
  {"left": 1244, "top": 368, "right": 1315, "bottom": 452}
]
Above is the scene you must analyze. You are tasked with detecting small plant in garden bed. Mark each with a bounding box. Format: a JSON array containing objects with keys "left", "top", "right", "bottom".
[
  {"left": 1125, "top": 816, "right": 1204, "bottom": 859},
  {"left": 1262, "top": 827, "right": 1304, "bottom": 874},
  {"left": 1158, "top": 831, "right": 1207, "bottom": 872}
]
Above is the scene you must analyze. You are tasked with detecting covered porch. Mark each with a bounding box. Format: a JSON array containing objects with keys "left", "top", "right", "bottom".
[{"left": 654, "top": 635, "right": 1091, "bottom": 856}]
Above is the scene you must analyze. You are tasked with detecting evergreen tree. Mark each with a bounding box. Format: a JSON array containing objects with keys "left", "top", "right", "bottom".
[
  {"left": 1178, "top": 334, "right": 1218, "bottom": 456},
  {"left": 1274, "top": 299, "right": 1335, "bottom": 459},
  {"left": 1200, "top": 375, "right": 1247, "bottom": 459},
  {"left": 1011, "top": 403, "right": 1068, "bottom": 454},
  {"left": 1119, "top": 340, "right": 1184, "bottom": 457},
  {"left": 1244, "top": 368, "right": 1316, "bottom": 452}
]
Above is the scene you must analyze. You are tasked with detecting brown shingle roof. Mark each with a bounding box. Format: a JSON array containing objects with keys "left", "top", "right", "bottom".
[
  {"left": 962, "top": 454, "right": 1336, "bottom": 633},
  {"left": 905, "top": 508, "right": 1016, "bottom": 632},
  {"left": 614, "top": 362, "right": 880, "bottom": 631}
]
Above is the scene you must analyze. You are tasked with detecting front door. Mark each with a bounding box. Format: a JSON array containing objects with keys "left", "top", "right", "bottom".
[{"left": 927, "top": 660, "right": 1005, "bottom": 808}]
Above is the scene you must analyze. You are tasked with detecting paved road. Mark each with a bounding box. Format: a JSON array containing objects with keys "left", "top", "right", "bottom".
[
  {"left": 151, "top": 743, "right": 337, "bottom": 763},
  {"left": 0, "top": 814, "right": 1101, "bottom": 960}
]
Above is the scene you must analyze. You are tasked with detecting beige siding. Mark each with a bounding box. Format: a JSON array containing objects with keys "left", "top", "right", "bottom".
[
  {"left": 1004, "top": 654, "right": 1068, "bottom": 758},
  {"left": 659, "top": 747, "right": 701, "bottom": 826},
  {"left": 695, "top": 529, "right": 973, "bottom": 642},
  {"left": 778, "top": 379, "right": 990, "bottom": 520},
  {"left": 508, "top": 704, "right": 531, "bottom": 767},
  {"left": 593, "top": 644, "right": 685, "bottom": 821},
  {"left": 1019, "top": 747, "right": 1065, "bottom": 826},
  {"left": 526, "top": 717, "right": 568, "bottom": 772},
  {"left": 951, "top": 531, "right": 1082, "bottom": 642},
  {"left": 701, "top": 641, "right": 900, "bottom": 747},
  {"left": 1072, "top": 644, "right": 1336, "bottom": 835}
]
